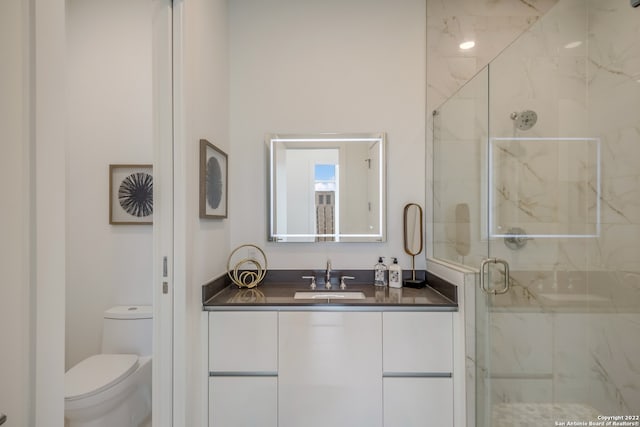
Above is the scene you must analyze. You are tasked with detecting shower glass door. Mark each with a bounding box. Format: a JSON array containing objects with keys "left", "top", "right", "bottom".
[
  {"left": 434, "top": 0, "right": 640, "bottom": 425},
  {"left": 483, "top": 1, "right": 598, "bottom": 424}
]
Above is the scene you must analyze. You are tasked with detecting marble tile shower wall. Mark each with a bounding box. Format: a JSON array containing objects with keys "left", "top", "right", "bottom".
[
  {"left": 431, "top": 0, "right": 640, "bottom": 421},
  {"left": 583, "top": 0, "right": 640, "bottom": 414},
  {"left": 429, "top": 0, "right": 558, "bottom": 268},
  {"left": 509, "top": 1, "right": 638, "bottom": 418},
  {"left": 485, "top": 280, "right": 639, "bottom": 408},
  {"left": 435, "top": 0, "right": 640, "bottom": 279},
  {"left": 490, "top": 1, "right": 640, "bottom": 414},
  {"left": 426, "top": 0, "right": 558, "bottom": 114},
  {"left": 433, "top": 0, "right": 590, "bottom": 270},
  {"left": 489, "top": 0, "right": 640, "bottom": 418},
  {"left": 486, "top": 0, "right": 590, "bottom": 270},
  {"left": 588, "top": 0, "right": 640, "bottom": 273}
]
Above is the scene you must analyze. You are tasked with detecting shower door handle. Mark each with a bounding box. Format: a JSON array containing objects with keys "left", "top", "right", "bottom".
[
  {"left": 479, "top": 258, "right": 511, "bottom": 295},
  {"left": 0, "top": 413, "right": 7, "bottom": 425}
]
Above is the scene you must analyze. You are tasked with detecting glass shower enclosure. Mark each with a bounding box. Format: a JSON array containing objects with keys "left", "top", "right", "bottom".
[{"left": 433, "top": 0, "right": 640, "bottom": 425}]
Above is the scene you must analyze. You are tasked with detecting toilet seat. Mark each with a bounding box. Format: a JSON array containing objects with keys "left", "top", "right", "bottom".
[{"left": 65, "top": 354, "right": 139, "bottom": 401}]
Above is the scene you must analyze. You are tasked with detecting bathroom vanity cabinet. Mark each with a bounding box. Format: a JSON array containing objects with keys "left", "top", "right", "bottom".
[
  {"left": 278, "top": 312, "right": 383, "bottom": 427},
  {"left": 207, "top": 310, "right": 454, "bottom": 427},
  {"left": 382, "top": 312, "right": 454, "bottom": 427},
  {"left": 208, "top": 311, "right": 278, "bottom": 427}
]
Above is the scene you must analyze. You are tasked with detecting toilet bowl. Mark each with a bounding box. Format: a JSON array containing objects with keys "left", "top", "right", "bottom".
[
  {"left": 65, "top": 355, "right": 151, "bottom": 427},
  {"left": 65, "top": 306, "right": 153, "bottom": 427}
]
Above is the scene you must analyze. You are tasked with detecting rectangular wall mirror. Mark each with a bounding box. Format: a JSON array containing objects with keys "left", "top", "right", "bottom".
[{"left": 267, "top": 132, "right": 386, "bottom": 243}]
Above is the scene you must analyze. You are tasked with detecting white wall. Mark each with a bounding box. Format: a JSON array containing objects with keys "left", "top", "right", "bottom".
[
  {"left": 180, "top": 0, "right": 230, "bottom": 285},
  {"left": 66, "top": 0, "right": 153, "bottom": 369},
  {"left": 174, "top": 0, "right": 230, "bottom": 424},
  {"left": 0, "top": 1, "right": 32, "bottom": 425},
  {"left": 229, "top": 0, "right": 427, "bottom": 271}
]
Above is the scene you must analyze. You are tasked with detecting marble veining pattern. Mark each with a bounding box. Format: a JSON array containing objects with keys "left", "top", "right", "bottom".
[
  {"left": 432, "top": 0, "right": 640, "bottom": 424},
  {"left": 427, "top": 0, "right": 559, "bottom": 113}
]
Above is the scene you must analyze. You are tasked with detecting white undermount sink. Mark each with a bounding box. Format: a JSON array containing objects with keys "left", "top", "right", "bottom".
[{"left": 294, "top": 291, "right": 366, "bottom": 300}]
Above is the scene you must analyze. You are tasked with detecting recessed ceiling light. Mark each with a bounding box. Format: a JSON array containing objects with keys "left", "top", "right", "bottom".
[
  {"left": 459, "top": 40, "right": 475, "bottom": 50},
  {"left": 564, "top": 41, "right": 582, "bottom": 49}
]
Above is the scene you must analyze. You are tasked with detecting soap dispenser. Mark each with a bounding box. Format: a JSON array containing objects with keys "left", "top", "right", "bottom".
[
  {"left": 389, "top": 257, "right": 402, "bottom": 288},
  {"left": 374, "top": 256, "right": 388, "bottom": 287}
]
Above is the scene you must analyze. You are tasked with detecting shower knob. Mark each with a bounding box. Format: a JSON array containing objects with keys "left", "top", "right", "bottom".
[
  {"left": 510, "top": 110, "right": 538, "bottom": 131},
  {"left": 504, "top": 227, "right": 533, "bottom": 250}
]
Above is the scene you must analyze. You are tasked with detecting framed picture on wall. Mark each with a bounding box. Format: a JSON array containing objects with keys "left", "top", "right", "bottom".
[
  {"left": 109, "top": 164, "right": 153, "bottom": 224},
  {"left": 199, "top": 139, "right": 228, "bottom": 219}
]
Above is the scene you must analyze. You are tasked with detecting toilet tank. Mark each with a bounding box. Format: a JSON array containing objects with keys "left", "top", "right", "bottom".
[{"left": 102, "top": 305, "right": 153, "bottom": 356}]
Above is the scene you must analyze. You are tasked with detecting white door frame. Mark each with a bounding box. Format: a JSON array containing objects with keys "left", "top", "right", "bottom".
[
  {"left": 168, "top": 0, "right": 188, "bottom": 424},
  {"left": 32, "top": 0, "right": 67, "bottom": 424},
  {"left": 1, "top": 1, "right": 41, "bottom": 425},
  {"left": 152, "top": 0, "right": 179, "bottom": 426}
]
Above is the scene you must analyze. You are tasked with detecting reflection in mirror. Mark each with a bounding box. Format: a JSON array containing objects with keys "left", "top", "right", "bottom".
[
  {"left": 267, "top": 133, "right": 386, "bottom": 243},
  {"left": 403, "top": 203, "right": 425, "bottom": 287}
]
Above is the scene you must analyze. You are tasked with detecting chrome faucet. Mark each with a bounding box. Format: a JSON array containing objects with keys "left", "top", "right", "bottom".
[{"left": 325, "top": 260, "right": 332, "bottom": 289}]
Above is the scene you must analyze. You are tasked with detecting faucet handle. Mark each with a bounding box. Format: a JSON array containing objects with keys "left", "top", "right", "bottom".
[
  {"left": 340, "top": 276, "right": 355, "bottom": 290},
  {"left": 302, "top": 275, "right": 316, "bottom": 290}
]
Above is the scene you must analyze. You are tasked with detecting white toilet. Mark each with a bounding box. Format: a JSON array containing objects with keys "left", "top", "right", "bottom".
[{"left": 65, "top": 305, "right": 153, "bottom": 427}]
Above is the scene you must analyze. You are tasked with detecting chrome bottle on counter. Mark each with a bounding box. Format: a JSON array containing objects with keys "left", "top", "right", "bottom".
[{"left": 374, "top": 256, "right": 387, "bottom": 287}]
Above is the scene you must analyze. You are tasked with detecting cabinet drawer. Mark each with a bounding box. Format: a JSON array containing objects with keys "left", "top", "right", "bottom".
[
  {"left": 209, "top": 377, "right": 277, "bottom": 427},
  {"left": 208, "top": 311, "right": 278, "bottom": 372},
  {"left": 383, "top": 377, "right": 453, "bottom": 427},
  {"left": 383, "top": 312, "right": 453, "bottom": 373}
]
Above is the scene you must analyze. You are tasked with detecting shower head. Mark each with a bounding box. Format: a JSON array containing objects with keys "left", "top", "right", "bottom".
[{"left": 510, "top": 110, "right": 538, "bottom": 131}]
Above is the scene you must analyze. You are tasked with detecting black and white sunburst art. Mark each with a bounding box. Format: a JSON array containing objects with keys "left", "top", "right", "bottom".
[
  {"left": 118, "top": 172, "right": 153, "bottom": 217},
  {"left": 199, "top": 139, "right": 227, "bottom": 219},
  {"left": 206, "top": 157, "right": 223, "bottom": 209}
]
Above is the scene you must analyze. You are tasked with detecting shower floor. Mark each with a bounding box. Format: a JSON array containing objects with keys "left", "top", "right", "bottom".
[{"left": 492, "top": 402, "right": 600, "bottom": 427}]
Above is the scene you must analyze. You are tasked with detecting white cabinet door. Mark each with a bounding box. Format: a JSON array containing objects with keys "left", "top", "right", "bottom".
[
  {"left": 383, "top": 377, "right": 453, "bottom": 427},
  {"left": 279, "top": 312, "right": 383, "bottom": 427},
  {"left": 209, "top": 311, "right": 278, "bottom": 372},
  {"left": 383, "top": 312, "right": 453, "bottom": 373},
  {"left": 383, "top": 312, "right": 454, "bottom": 426},
  {"left": 209, "top": 377, "right": 277, "bottom": 427}
]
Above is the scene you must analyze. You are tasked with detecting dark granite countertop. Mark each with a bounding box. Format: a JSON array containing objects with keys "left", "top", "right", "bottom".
[{"left": 203, "top": 277, "right": 457, "bottom": 311}]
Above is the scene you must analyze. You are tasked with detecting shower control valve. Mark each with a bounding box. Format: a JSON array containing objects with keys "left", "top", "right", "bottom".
[{"left": 504, "top": 227, "right": 533, "bottom": 250}]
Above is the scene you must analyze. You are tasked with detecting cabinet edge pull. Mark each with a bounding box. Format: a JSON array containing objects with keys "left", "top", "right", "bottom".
[
  {"left": 210, "top": 371, "right": 278, "bottom": 377},
  {"left": 382, "top": 372, "right": 452, "bottom": 378}
]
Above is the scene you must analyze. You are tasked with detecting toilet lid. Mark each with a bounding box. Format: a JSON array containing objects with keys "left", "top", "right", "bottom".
[{"left": 65, "top": 354, "right": 139, "bottom": 401}]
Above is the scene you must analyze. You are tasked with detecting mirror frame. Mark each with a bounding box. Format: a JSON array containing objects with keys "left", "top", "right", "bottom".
[
  {"left": 266, "top": 132, "right": 387, "bottom": 243},
  {"left": 403, "top": 203, "right": 423, "bottom": 256}
]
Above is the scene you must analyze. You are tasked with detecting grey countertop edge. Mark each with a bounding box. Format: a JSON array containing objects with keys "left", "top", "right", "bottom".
[{"left": 203, "top": 304, "right": 458, "bottom": 312}]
